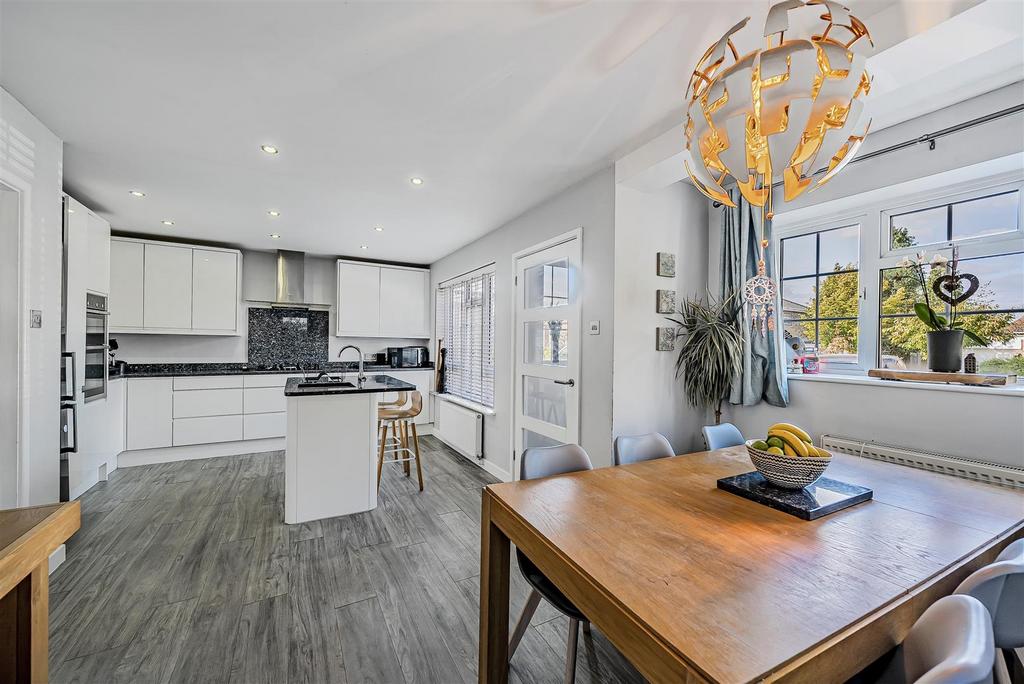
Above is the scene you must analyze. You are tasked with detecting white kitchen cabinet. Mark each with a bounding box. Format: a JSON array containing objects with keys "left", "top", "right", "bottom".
[
  {"left": 243, "top": 387, "right": 287, "bottom": 414},
  {"left": 173, "top": 415, "right": 243, "bottom": 446},
  {"left": 144, "top": 243, "right": 193, "bottom": 329},
  {"left": 192, "top": 249, "right": 238, "bottom": 331},
  {"left": 243, "top": 412, "right": 287, "bottom": 440},
  {"left": 86, "top": 212, "right": 111, "bottom": 295},
  {"left": 379, "top": 267, "right": 429, "bottom": 337},
  {"left": 173, "top": 388, "right": 243, "bottom": 418},
  {"left": 109, "top": 239, "right": 145, "bottom": 329},
  {"left": 337, "top": 262, "right": 381, "bottom": 336},
  {"left": 336, "top": 260, "right": 429, "bottom": 338},
  {"left": 173, "top": 375, "right": 244, "bottom": 390},
  {"left": 127, "top": 377, "right": 173, "bottom": 450}
]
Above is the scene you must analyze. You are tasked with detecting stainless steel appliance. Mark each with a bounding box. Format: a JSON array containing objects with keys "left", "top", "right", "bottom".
[
  {"left": 84, "top": 292, "right": 109, "bottom": 402},
  {"left": 388, "top": 346, "right": 430, "bottom": 368},
  {"left": 60, "top": 351, "right": 76, "bottom": 402}
]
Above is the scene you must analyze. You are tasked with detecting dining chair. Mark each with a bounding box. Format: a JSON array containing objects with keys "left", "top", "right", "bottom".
[
  {"left": 613, "top": 432, "right": 674, "bottom": 465},
  {"left": 701, "top": 422, "right": 744, "bottom": 450},
  {"left": 509, "top": 443, "right": 593, "bottom": 684},
  {"left": 953, "top": 539, "right": 1024, "bottom": 684},
  {"left": 875, "top": 594, "right": 995, "bottom": 684}
]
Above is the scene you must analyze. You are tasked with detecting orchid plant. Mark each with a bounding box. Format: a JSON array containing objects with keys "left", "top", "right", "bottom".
[{"left": 895, "top": 246, "right": 990, "bottom": 347}]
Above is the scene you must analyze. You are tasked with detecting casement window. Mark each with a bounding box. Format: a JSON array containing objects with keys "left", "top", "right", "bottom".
[
  {"left": 774, "top": 175, "right": 1024, "bottom": 375},
  {"left": 435, "top": 266, "right": 496, "bottom": 407}
]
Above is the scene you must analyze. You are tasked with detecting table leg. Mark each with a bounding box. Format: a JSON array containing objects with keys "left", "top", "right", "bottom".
[
  {"left": 479, "top": 490, "right": 510, "bottom": 684},
  {"left": 0, "top": 562, "right": 48, "bottom": 684}
]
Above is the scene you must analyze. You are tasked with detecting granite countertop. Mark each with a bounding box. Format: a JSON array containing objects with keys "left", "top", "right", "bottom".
[
  {"left": 284, "top": 374, "right": 416, "bottom": 396},
  {"left": 110, "top": 361, "right": 433, "bottom": 379}
]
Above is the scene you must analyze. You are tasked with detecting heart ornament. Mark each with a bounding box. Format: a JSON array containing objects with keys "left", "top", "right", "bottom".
[{"left": 933, "top": 272, "right": 979, "bottom": 306}]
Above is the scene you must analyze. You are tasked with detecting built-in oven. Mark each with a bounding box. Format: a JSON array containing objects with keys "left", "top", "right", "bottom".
[{"left": 84, "top": 292, "right": 109, "bottom": 402}]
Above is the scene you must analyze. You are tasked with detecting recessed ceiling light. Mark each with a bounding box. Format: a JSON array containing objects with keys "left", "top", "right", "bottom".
[
  {"left": 269, "top": 233, "right": 281, "bottom": 239},
  {"left": 268, "top": 210, "right": 280, "bottom": 217},
  {"left": 129, "top": 190, "right": 146, "bottom": 197},
  {"left": 260, "top": 145, "right": 279, "bottom": 155},
  {"left": 161, "top": 220, "right": 175, "bottom": 226},
  {"left": 410, "top": 177, "right": 424, "bottom": 186},
  {"left": 360, "top": 245, "right": 368, "bottom": 250},
  {"left": 374, "top": 226, "right": 383, "bottom": 232}
]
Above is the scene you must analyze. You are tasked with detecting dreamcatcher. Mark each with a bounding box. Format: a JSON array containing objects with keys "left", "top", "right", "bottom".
[{"left": 744, "top": 236, "right": 776, "bottom": 337}]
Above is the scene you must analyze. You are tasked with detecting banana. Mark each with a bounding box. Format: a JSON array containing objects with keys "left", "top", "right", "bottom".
[
  {"left": 812, "top": 446, "right": 832, "bottom": 458},
  {"left": 783, "top": 443, "right": 797, "bottom": 457},
  {"left": 767, "top": 428, "right": 810, "bottom": 457},
  {"left": 769, "top": 422, "right": 812, "bottom": 443}
]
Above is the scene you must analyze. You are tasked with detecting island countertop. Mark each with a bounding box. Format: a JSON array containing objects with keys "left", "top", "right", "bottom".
[{"left": 284, "top": 374, "right": 416, "bottom": 397}]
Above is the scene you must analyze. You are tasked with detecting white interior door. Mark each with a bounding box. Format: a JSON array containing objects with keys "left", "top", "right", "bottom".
[
  {"left": 0, "top": 183, "right": 21, "bottom": 508},
  {"left": 513, "top": 234, "right": 581, "bottom": 479}
]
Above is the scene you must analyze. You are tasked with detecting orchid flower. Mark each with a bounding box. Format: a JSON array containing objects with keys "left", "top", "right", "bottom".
[{"left": 929, "top": 254, "right": 949, "bottom": 268}]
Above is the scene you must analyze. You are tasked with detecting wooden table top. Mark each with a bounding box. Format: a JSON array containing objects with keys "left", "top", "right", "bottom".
[
  {"left": 485, "top": 446, "right": 1024, "bottom": 683},
  {"left": 0, "top": 502, "right": 81, "bottom": 597}
]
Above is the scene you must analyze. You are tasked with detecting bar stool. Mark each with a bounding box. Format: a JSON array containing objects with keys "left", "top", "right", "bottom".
[
  {"left": 377, "top": 391, "right": 424, "bottom": 491},
  {"left": 377, "top": 391, "right": 408, "bottom": 459}
]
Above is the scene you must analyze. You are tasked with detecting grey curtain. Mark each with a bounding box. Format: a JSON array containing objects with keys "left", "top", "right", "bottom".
[{"left": 720, "top": 188, "right": 789, "bottom": 407}]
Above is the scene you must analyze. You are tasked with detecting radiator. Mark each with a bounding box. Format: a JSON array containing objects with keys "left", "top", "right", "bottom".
[
  {"left": 436, "top": 398, "right": 484, "bottom": 459},
  {"left": 821, "top": 434, "right": 1024, "bottom": 489}
]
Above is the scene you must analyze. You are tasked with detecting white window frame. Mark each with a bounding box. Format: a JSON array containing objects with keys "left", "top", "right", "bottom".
[
  {"left": 773, "top": 170, "right": 1024, "bottom": 374},
  {"left": 434, "top": 263, "right": 497, "bottom": 408}
]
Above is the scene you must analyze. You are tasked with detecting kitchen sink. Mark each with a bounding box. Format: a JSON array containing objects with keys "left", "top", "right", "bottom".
[{"left": 297, "top": 378, "right": 355, "bottom": 389}]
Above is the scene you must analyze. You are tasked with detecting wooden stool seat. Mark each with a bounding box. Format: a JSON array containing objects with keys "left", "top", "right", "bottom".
[{"left": 377, "top": 391, "right": 425, "bottom": 491}]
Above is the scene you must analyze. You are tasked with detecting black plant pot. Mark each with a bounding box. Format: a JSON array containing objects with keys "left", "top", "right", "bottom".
[{"left": 927, "top": 330, "right": 964, "bottom": 372}]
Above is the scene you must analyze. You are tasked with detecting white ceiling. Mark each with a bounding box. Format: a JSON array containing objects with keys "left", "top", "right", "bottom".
[{"left": 0, "top": 0, "right": 992, "bottom": 263}]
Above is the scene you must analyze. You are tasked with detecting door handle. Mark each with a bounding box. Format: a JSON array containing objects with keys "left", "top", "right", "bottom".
[{"left": 553, "top": 379, "right": 575, "bottom": 387}]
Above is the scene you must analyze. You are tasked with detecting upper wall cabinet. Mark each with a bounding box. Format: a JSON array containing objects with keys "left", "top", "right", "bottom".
[
  {"left": 85, "top": 212, "right": 110, "bottom": 295},
  {"left": 336, "top": 260, "right": 429, "bottom": 338},
  {"left": 110, "top": 237, "right": 241, "bottom": 335}
]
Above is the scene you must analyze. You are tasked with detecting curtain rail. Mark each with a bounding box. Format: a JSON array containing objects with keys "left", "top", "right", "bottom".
[{"left": 711, "top": 103, "right": 1024, "bottom": 208}]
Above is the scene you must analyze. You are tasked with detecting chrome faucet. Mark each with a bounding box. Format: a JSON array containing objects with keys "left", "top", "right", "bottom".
[{"left": 338, "top": 344, "right": 365, "bottom": 383}]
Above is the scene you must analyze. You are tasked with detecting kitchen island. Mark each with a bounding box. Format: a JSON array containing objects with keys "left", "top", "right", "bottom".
[{"left": 284, "top": 374, "right": 415, "bottom": 524}]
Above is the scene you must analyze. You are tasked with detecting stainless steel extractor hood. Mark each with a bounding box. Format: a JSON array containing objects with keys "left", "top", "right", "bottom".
[{"left": 275, "top": 249, "right": 306, "bottom": 304}]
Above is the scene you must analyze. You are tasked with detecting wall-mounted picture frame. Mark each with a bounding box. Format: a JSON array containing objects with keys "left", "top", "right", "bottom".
[
  {"left": 656, "top": 252, "right": 676, "bottom": 277},
  {"left": 656, "top": 327, "right": 675, "bottom": 351},
  {"left": 656, "top": 289, "right": 676, "bottom": 314}
]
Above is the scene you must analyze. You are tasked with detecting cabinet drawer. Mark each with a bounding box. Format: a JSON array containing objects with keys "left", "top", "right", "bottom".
[
  {"left": 173, "top": 375, "right": 244, "bottom": 390},
  {"left": 173, "top": 388, "right": 242, "bottom": 418},
  {"left": 242, "top": 374, "right": 291, "bottom": 388},
  {"left": 126, "top": 377, "right": 173, "bottom": 450},
  {"left": 173, "top": 415, "right": 243, "bottom": 446},
  {"left": 244, "top": 387, "right": 286, "bottom": 414},
  {"left": 243, "top": 412, "right": 286, "bottom": 440}
]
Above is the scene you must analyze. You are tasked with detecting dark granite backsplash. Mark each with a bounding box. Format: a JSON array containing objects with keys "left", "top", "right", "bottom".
[{"left": 247, "top": 308, "right": 329, "bottom": 367}]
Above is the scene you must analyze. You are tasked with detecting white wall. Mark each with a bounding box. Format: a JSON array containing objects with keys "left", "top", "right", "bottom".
[
  {"left": 114, "top": 250, "right": 426, "bottom": 364},
  {"left": 0, "top": 86, "right": 63, "bottom": 506},
  {"left": 705, "top": 84, "right": 1024, "bottom": 466},
  {"left": 430, "top": 167, "right": 616, "bottom": 476},
  {"left": 612, "top": 181, "right": 708, "bottom": 455}
]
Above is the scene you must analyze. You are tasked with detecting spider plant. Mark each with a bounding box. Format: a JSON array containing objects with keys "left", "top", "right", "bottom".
[{"left": 666, "top": 291, "right": 743, "bottom": 424}]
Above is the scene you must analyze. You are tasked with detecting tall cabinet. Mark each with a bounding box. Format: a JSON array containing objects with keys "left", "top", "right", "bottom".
[
  {"left": 109, "top": 237, "right": 240, "bottom": 335},
  {"left": 336, "top": 260, "right": 429, "bottom": 338}
]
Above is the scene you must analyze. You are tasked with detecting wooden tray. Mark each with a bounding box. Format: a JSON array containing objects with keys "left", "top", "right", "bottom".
[{"left": 868, "top": 368, "right": 1017, "bottom": 386}]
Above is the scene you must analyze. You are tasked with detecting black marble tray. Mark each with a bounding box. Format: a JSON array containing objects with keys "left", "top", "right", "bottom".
[{"left": 717, "top": 472, "right": 873, "bottom": 520}]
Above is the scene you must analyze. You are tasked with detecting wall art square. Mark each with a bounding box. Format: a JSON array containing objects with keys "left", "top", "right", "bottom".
[
  {"left": 656, "top": 289, "right": 676, "bottom": 314},
  {"left": 656, "top": 327, "right": 675, "bottom": 351},
  {"left": 656, "top": 252, "right": 676, "bottom": 277}
]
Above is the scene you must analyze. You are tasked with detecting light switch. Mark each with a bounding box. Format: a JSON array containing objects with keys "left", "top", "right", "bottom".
[
  {"left": 588, "top": 320, "right": 600, "bottom": 335},
  {"left": 29, "top": 310, "right": 42, "bottom": 328}
]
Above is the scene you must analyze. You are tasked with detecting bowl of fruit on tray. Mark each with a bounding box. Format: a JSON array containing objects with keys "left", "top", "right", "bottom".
[{"left": 746, "top": 423, "right": 832, "bottom": 489}]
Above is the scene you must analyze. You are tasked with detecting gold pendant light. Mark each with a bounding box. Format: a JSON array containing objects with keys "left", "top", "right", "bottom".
[{"left": 684, "top": 0, "right": 873, "bottom": 217}]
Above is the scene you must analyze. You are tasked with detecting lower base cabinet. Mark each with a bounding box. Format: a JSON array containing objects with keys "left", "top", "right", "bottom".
[
  {"left": 173, "top": 415, "right": 244, "bottom": 446},
  {"left": 243, "top": 412, "right": 287, "bottom": 440}
]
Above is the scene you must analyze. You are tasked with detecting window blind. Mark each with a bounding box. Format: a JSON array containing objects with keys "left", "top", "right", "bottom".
[{"left": 437, "top": 269, "right": 495, "bottom": 408}]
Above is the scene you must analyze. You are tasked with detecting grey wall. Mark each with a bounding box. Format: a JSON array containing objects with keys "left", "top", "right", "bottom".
[
  {"left": 430, "top": 167, "right": 616, "bottom": 475},
  {"left": 612, "top": 180, "right": 708, "bottom": 455}
]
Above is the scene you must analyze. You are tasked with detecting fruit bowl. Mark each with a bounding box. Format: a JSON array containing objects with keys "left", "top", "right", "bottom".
[{"left": 745, "top": 440, "right": 832, "bottom": 489}]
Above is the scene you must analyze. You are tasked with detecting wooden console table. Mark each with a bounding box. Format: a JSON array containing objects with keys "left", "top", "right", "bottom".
[{"left": 0, "top": 502, "right": 81, "bottom": 683}]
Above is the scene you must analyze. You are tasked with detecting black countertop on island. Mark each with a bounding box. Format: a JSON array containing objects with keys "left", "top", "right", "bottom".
[
  {"left": 110, "top": 361, "right": 433, "bottom": 379},
  {"left": 284, "top": 374, "right": 416, "bottom": 397}
]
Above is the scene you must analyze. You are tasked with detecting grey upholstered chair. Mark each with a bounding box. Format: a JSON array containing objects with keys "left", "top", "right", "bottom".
[
  {"left": 875, "top": 594, "right": 995, "bottom": 684},
  {"left": 510, "top": 444, "right": 593, "bottom": 684},
  {"left": 701, "top": 422, "right": 744, "bottom": 450},
  {"left": 613, "top": 432, "right": 674, "bottom": 466},
  {"left": 954, "top": 539, "right": 1024, "bottom": 684}
]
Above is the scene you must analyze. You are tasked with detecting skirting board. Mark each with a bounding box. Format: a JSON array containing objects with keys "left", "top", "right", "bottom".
[
  {"left": 118, "top": 437, "right": 286, "bottom": 467},
  {"left": 432, "top": 432, "right": 511, "bottom": 482},
  {"left": 49, "top": 545, "right": 66, "bottom": 574}
]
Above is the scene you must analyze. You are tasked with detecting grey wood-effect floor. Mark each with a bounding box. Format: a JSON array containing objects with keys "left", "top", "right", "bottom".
[{"left": 49, "top": 436, "right": 645, "bottom": 684}]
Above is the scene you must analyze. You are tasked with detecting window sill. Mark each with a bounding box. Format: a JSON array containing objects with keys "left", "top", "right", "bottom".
[
  {"left": 787, "top": 372, "right": 1024, "bottom": 397},
  {"left": 432, "top": 392, "right": 497, "bottom": 416}
]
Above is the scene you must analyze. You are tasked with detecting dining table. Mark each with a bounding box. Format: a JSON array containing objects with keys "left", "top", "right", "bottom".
[{"left": 478, "top": 445, "right": 1024, "bottom": 683}]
